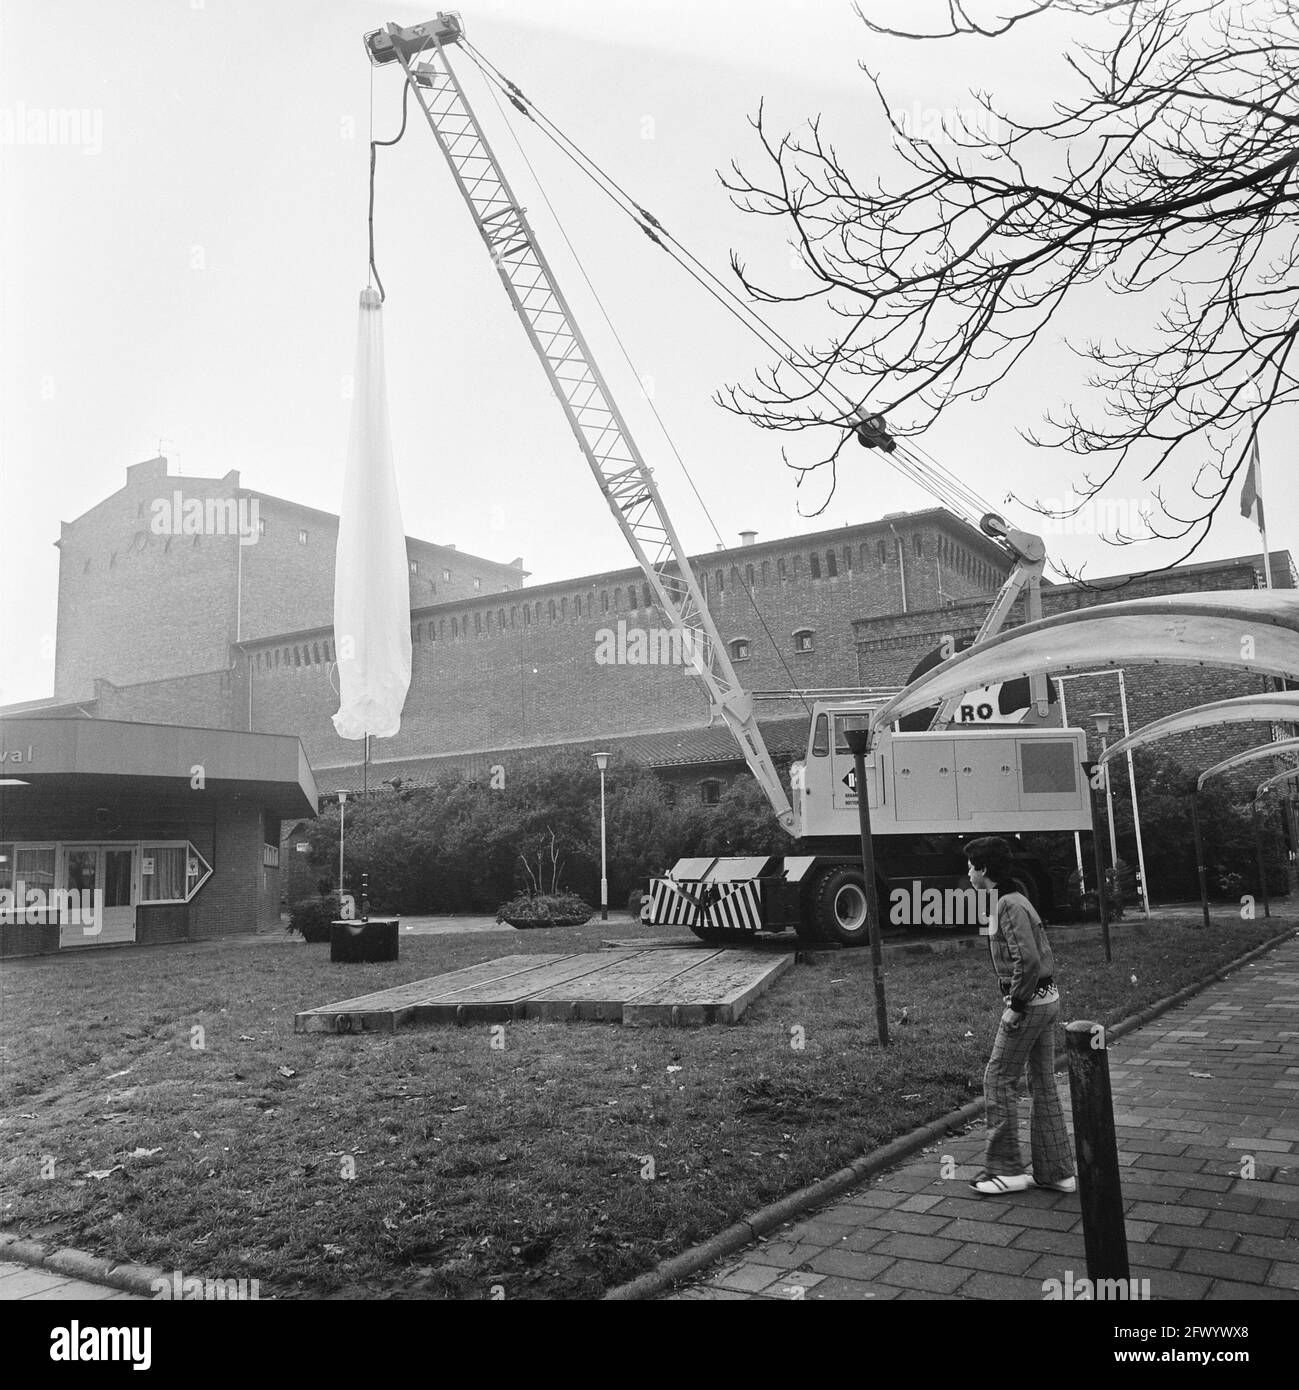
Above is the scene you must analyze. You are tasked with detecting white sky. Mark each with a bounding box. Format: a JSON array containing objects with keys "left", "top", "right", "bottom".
[{"left": 1, "top": 0, "right": 1291, "bottom": 705}]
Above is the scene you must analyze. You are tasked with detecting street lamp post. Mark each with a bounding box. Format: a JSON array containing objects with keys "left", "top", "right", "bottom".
[
  {"left": 338, "top": 790, "right": 349, "bottom": 915},
  {"left": 594, "top": 753, "right": 609, "bottom": 922},
  {"left": 1092, "top": 712, "right": 1120, "bottom": 870}
]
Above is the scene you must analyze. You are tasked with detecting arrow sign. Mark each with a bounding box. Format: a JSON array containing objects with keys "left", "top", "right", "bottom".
[{"left": 842, "top": 768, "right": 857, "bottom": 792}]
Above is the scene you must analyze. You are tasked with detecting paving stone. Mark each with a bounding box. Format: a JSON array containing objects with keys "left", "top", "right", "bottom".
[
  {"left": 1232, "top": 1233, "right": 1298, "bottom": 1261},
  {"left": 1128, "top": 1268, "right": 1213, "bottom": 1300},
  {"left": 1148, "top": 1223, "right": 1237, "bottom": 1251},
  {"left": 843, "top": 1189, "right": 909, "bottom": 1210},
  {"left": 1128, "top": 1201, "right": 1208, "bottom": 1227},
  {"left": 1265, "top": 1262, "right": 1299, "bottom": 1290},
  {"left": 1176, "top": 1248, "right": 1272, "bottom": 1283},
  {"left": 806, "top": 1248, "right": 895, "bottom": 1280},
  {"left": 1203, "top": 1210, "right": 1286, "bottom": 1236},
  {"left": 896, "top": 1193, "right": 947, "bottom": 1213},
  {"left": 870, "top": 1210, "right": 954, "bottom": 1236},
  {"left": 936, "top": 1218, "right": 1019, "bottom": 1247},
  {"left": 708, "top": 1262, "right": 787, "bottom": 1293},
  {"left": 959, "top": 1270, "right": 1050, "bottom": 1300},
  {"left": 870, "top": 1258, "right": 970, "bottom": 1295},
  {"left": 841, "top": 1228, "right": 891, "bottom": 1254},
  {"left": 808, "top": 1276, "right": 901, "bottom": 1300},
  {"left": 946, "top": 1242, "right": 1040, "bottom": 1276},
  {"left": 1011, "top": 1228, "right": 1084, "bottom": 1257},
  {"left": 1203, "top": 1280, "right": 1294, "bottom": 1300},
  {"left": 872, "top": 1233, "right": 962, "bottom": 1263}
]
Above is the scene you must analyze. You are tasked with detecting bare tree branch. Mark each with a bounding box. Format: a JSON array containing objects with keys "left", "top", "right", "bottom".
[{"left": 721, "top": 0, "right": 1299, "bottom": 576}]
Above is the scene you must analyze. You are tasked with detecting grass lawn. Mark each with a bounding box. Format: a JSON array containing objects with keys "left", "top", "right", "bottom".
[{"left": 0, "top": 910, "right": 1290, "bottom": 1299}]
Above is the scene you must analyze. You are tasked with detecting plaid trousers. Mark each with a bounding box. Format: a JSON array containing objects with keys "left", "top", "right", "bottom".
[{"left": 982, "top": 999, "right": 1074, "bottom": 1181}]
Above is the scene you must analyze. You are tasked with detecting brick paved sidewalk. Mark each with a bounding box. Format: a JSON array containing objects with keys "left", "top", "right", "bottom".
[
  {"left": 669, "top": 934, "right": 1299, "bottom": 1301},
  {"left": 0, "top": 1261, "right": 142, "bottom": 1301}
]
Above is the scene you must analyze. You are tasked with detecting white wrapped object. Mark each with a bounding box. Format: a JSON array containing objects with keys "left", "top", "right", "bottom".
[{"left": 332, "top": 287, "right": 412, "bottom": 740}]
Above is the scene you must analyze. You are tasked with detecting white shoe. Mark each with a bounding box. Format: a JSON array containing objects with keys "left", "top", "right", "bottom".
[
  {"left": 1035, "top": 1175, "right": 1077, "bottom": 1193},
  {"left": 969, "top": 1171, "right": 1031, "bottom": 1194}
]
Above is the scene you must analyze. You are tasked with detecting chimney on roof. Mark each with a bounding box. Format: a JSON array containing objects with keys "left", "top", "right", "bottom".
[
  {"left": 715, "top": 543, "right": 725, "bottom": 552},
  {"left": 739, "top": 530, "right": 757, "bottom": 547}
]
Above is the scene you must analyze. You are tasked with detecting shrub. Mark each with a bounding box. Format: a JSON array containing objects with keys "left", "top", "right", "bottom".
[
  {"left": 495, "top": 891, "right": 593, "bottom": 927},
  {"left": 288, "top": 895, "right": 340, "bottom": 942}
]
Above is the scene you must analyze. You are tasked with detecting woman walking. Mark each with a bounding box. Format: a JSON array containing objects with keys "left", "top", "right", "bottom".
[{"left": 965, "top": 836, "right": 1076, "bottom": 1197}]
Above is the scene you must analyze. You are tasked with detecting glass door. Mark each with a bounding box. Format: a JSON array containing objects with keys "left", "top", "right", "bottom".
[{"left": 59, "top": 845, "right": 136, "bottom": 948}]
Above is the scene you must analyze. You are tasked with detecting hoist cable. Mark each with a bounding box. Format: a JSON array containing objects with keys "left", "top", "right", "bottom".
[
  {"left": 368, "top": 74, "right": 412, "bottom": 302},
  {"left": 469, "top": 59, "right": 812, "bottom": 713},
  {"left": 460, "top": 40, "right": 999, "bottom": 530}
]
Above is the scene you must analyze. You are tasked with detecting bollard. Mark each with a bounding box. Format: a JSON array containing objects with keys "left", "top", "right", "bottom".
[{"left": 1064, "top": 1021, "right": 1129, "bottom": 1282}]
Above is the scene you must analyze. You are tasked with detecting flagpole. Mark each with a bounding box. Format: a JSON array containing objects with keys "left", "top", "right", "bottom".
[{"left": 1252, "top": 416, "right": 1273, "bottom": 590}]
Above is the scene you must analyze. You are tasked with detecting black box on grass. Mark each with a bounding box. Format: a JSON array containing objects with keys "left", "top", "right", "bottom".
[{"left": 330, "top": 917, "right": 399, "bottom": 963}]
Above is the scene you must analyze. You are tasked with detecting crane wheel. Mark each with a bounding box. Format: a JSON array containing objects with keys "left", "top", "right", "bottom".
[{"left": 809, "top": 866, "right": 877, "bottom": 947}]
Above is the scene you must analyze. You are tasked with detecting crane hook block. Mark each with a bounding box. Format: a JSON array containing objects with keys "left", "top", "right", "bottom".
[{"left": 854, "top": 413, "right": 896, "bottom": 453}]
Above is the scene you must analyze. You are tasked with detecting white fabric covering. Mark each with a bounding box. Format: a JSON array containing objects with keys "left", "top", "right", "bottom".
[{"left": 332, "top": 287, "right": 412, "bottom": 740}]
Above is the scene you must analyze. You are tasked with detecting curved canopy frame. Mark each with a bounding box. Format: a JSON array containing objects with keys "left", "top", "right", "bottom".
[
  {"left": 1257, "top": 766, "right": 1299, "bottom": 798},
  {"left": 1197, "top": 736, "right": 1299, "bottom": 792},
  {"left": 1098, "top": 692, "right": 1299, "bottom": 767},
  {"left": 868, "top": 593, "right": 1299, "bottom": 734}
]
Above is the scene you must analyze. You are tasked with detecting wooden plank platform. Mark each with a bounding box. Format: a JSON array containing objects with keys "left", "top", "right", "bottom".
[{"left": 294, "top": 948, "right": 791, "bottom": 1032}]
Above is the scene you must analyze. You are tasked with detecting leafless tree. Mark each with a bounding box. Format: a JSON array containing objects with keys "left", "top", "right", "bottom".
[{"left": 720, "top": 0, "right": 1298, "bottom": 572}]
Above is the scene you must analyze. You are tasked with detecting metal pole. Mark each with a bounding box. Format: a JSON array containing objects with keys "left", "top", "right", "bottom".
[
  {"left": 1091, "top": 773, "right": 1112, "bottom": 963},
  {"left": 1100, "top": 732, "right": 1119, "bottom": 869},
  {"left": 1190, "top": 787, "right": 1210, "bottom": 929},
  {"left": 1064, "top": 1021, "right": 1130, "bottom": 1284},
  {"left": 845, "top": 729, "right": 889, "bottom": 1048},
  {"left": 599, "top": 763, "right": 608, "bottom": 923},
  {"left": 1117, "top": 670, "right": 1151, "bottom": 918},
  {"left": 1056, "top": 679, "right": 1087, "bottom": 891},
  {"left": 338, "top": 794, "right": 346, "bottom": 904},
  {"left": 1252, "top": 800, "right": 1271, "bottom": 919}
]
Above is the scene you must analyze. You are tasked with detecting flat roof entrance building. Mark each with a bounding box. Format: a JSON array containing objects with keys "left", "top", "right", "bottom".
[{"left": 0, "top": 718, "right": 318, "bottom": 958}]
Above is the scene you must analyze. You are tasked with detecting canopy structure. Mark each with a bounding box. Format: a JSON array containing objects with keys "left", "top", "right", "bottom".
[
  {"left": 1197, "top": 736, "right": 1299, "bottom": 792},
  {"left": 1257, "top": 766, "right": 1299, "bottom": 798},
  {"left": 1100, "top": 692, "right": 1299, "bottom": 768},
  {"left": 869, "top": 592, "right": 1299, "bottom": 734}
]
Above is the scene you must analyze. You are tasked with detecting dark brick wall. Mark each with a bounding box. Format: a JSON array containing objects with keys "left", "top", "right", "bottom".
[
  {"left": 236, "top": 511, "right": 1008, "bottom": 775},
  {"left": 53, "top": 457, "right": 525, "bottom": 703},
  {"left": 55, "top": 458, "right": 240, "bottom": 701}
]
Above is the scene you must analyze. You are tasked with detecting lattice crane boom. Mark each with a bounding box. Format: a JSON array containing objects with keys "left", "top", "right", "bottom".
[{"left": 367, "top": 14, "right": 795, "bottom": 831}]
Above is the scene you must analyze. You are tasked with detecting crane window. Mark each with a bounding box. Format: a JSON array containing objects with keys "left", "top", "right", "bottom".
[
  {"left": 811, "top": 714, "right": 830, "bottom": 757},
  {"left": 1021, "top": 742, "right": 1078, "bottom": 794},
  {"left": 833, "top": 715, "right": 871, "bottom": 753}
]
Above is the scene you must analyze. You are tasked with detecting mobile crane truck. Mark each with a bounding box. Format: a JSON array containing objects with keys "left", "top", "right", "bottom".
[{"left": 364, "top": 13, "right": 1095, "bottom": 946}]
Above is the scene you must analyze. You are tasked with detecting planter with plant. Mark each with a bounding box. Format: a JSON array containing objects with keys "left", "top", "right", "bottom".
[{"left": 495, "top": 829, "right": 593, "bottom": 928}]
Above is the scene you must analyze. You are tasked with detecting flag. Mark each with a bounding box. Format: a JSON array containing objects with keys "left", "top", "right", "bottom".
[
  {"left": 332, "top": 287, "right": 412, "bottom": 740},
  {"left": 1240, "top": 435, "right": 1266, "bottom": 531}
]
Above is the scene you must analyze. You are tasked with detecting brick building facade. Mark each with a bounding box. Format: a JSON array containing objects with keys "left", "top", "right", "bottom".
[{"left": 17, "top": 456, "right": 1297, "bottom": 816}]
